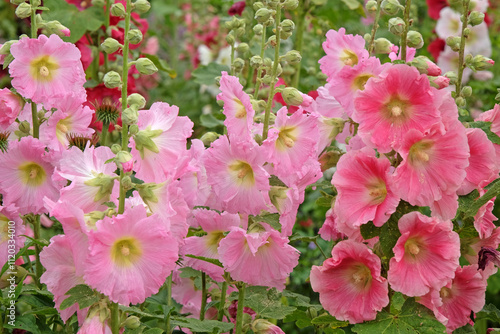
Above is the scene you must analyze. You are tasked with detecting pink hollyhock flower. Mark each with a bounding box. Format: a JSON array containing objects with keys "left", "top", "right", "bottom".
[
  {"left": 55, "top": 144, "right": 118, "bottom": 213},
  {"left": 332, "top": 149, "right": 400, "bottom": 228},
  {"left": 77, "top": 313, "right": 112, "bottom": 334},
  {"left": 203, "top": 135, "right": 270, "bottom": 215},
  {"left": 418, "top": 265, "right": 487, "bottom": 333},
  {"left": 310, "top": 240, "right": 389, "bottom": 323},
  {"left": 0, "top": 205, "right": 25, "bottom": 269},
  {"left": 0, "top": 89, "right": 24, "bottom": 129},
  {"left": 0, "top": 137, "right": 63, "bottom": 215},
  {"left": 387, "top": 212, "right": 460, "bottom": 297},
  {"left": 84, "top": 205, "right": 179, "bottom": 305},
  {"left": 218, "top": 224, "right": 299, "bottom": 290},
  {"left": 9, "top": 34, "right": 86, "bottom": 106},
  {"left": 467, "top": 228, "right": 500, "bottom": 267},
  {"left": 319, "top": 28, "right": 369, "bottom": 79},
  {"left": 182, "top": 209, "right": 240, "bottom": 281},
  {"left": 217, "top": 72, "right": 255, "bottom": 142},
  {"left": 353, "top": 64, "right": 443, "bottom": 153},
  {"left": 393, "top": 123, "right": 469, "bottom": 210},
  {"left": 252, "top": 319, "right": 285, "bottom": 334},
  {"left": 431, "top": 76, "right": 450, "bottom": 89},
  {"left": 131, "top": 102, "right": 193, "bottom": 183},
  {"left": 318, "top": 209, "right": 345, "bottom": 241},
  {"left": 473, "top": 188, "right": 497, "bottom": 239},
  {"left": 388, "top": 46, "right": 416, "bottom": 62},
  {"left": 263, "top": 107, "right": 319, "bottom": 179}
]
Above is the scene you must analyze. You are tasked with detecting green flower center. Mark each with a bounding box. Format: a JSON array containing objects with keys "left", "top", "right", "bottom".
[
  {"left": 352, "top": 74, "right": 374, "bottom": 91},
  {"left": 228, "top": 160, "right": 255, "bottom": 187},
  {"left": 276, "top": 126, "right": 298, "bottom": 151},
  {"left": 367, "top": 178, "right": 387, "bottom": 205},
  {"left": 19, "top": 162, "right": 46, "bottom": 187},
  {"left": 110, "top": 237, "right": 142, "bottom": 267},
  {"left": 30, "top": 55, "right": 59, "bottom": 82}
]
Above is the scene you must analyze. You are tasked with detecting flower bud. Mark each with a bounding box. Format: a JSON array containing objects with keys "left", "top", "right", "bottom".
[
  {"left": 461, "top": 86, "right": 472, "bottom": 98},
  {"left": 445, "top": 36, "right": 461, "bottom": 52},
  {"left": 280, "top": 31, "right": 293, "bottom": 40},
  {"left": 373, "top": 38, "right": 393, "bottom": 54},
  {"left": 363, "top": 33, "right": 371, "bottom": 43},
  {"left": 469, "top": 54, "right": 495, "bottom": 71},
  {"left": 103, "top": 71, "right": 122, "bottom": 89},
  {"left": 283, "top": 0, "right": 299, "bottom": 10},
  {"left": 255, "top": 8, "right": 272, "bottom": 23},
  {"left": 92, "top": 0, "right": 105, "bottom": 6},
  {"left": 318, "top": 149, "right": 342, "bottom": 171},
  {"left": 444, "top": 71, "right": 458, "bottom": 85},
  {"left": 19, "top": 120, "right": 31, "bottom": 134},
  {"left": 233, "top": 57, "right": 245, "bottom": 72},
  {"left": 235, "top": 27, "right": 245, "bottom": 37},
  {"left": 388, "top": 17, "right": 405, "bottom": 36},
  {"left": 129, "top": 124, "right": 139, "bottom": 135},
  {"left": 284, "top": 50, "right": 301, "bottom": 65},
  {"left": 133, "top": 0, "right": 151, "bottom": 14},
  {"left": 10, "top": 0, "right": 27, "bottom": 5},
  {"left": 280, "top": 19, "right": 295, "bottom": 34},
  {"left": 121, "top": 175, "right": 133, "bottom": 190},
  {"left": 32, "top": 0, "right": 41, "bottom": 5},
  {"left": 381, "top": 0, "right": 400, "bottom": 15},
  {"left": 127, "top": 93, "right": 146, "bottom": 109},
  {"left": 128, "top": 29, "right": 143, "bottom": 45},
  {"left": 122, "top": 107, "right": 139, "bottom": 125},
  {"left": 101, "top": 38, "right": 122, "bottom": 54},
  {"left": 15, "top": 3, "right": 32, "bottom": 19},
  {"left": 200, "top": 132, "right": 219, "bottom": 146},
  {"left": 110, "top": 3, "right": 126, "bottom": 18},
  {"left": 469, "top": 11, "right": 484, "bottom": 26},
  {"left": 236, "top": 42, "right": 249, "bottom": 54},
  {"left": 365, "top": 0, "right": 377, "bottom": 13},
  {"left": 429, "top": 75, "right": 450, "bottom": 89},
  {"left": 463, "top": 27, "right": 471, "bottom": 38},
  {"left": 250, "top": 55, "right": 263, "bottom": 67},
  {"left": 111, "top": 144, "right": 121, "bottom": 154},
  {"left": 456, "top": 96, "right": 466, "bottom": 107},
  {"left": 253, "top": 24, "right": 264, "bottom": 35},
  {"left": 410, "top": 56, "right": 441, "bottom": 76},
  {"left": 123, "top": 316, "right": 141, "bottom": 329},
  {"left": 282, "top": 87, "right": 303, "bottom": 106},
  {"left": 135, "top": 58, "right": 158, "bottom": 75},
  {"left": 44, "top": 20, "right": 71, "bottom": 37},
  {"left": 253, "top": 1, "right": 264, "bottom": 10},
  {"left": 252, "top": 319, "right": 283, "bottom": 334},
  {"left": 267, "top": 35, "right": 277, "bottom": 47},
  {"left": 116, "top": 151, "right": 134, "bottom": 173},
  {"left": 226, "top": 33, "right": 236, "bottom": 45},
  {"left": 406, "top": 31, "right": 424, "bottom": 49}
]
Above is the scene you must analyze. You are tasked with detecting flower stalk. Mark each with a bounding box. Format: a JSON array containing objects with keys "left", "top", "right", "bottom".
[
  {"left": 368, "top": 0, "right": 383, "bottom": 55},
  {"left": 30, "top": 0, "right": 39, "bottom": 139},
  {"left": 235, "top": 283, "right": 246, "bottom": 334},
  {"left": 400, "top": 0, "right": 412, "bottom": 62},
  {"left": 455, "top": 0, "right": 471, "bottom": 96}
]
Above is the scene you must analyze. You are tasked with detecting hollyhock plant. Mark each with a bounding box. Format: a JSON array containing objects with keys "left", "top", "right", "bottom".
[
  {"left": 387, "top": 212, "right": 460, "bottom": 297},
  {"left": 9, "top": 34, "right": 86, "bottom": 106},
  {"left": 310, "top": 240, "right": 389, "bottom": 323},
  {"left": 332, "top": 149, "right": 399, "bottom": 228},
  {"left": 0, "top": 137, "right": 63, "bottom": 215},
  {"left": 218, "top": 224, "right": 299, "bottom": 290},
  {"left": 84, "top": 205, "right": 179, "bottom": 305}
]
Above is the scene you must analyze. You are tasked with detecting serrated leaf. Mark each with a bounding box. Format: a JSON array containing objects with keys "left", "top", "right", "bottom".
[
  {"left": 253, "top": 212, "right": 281, "bottom": 231},
  {"left": 3, "top": 314, "right": 41, "bottom": 333},
  {"left": 245, "top": 288, "right": 296, "bottom": 319},
  {"left": 184, "top": 254, "right": 223, "bottom": 267},
  {"left": 120, "top": 306, "right": 163, "bottom": 320},
  {"left": 143, "top": 54, "right": 176, "bottom": 78},
  {"left": 359, "top": 221, "right": 380, "bottom": 240},
  {"left": 390, "top": 292, "right": 406, "bottom": 313},
  {"left": 476, "top": 303, "right": 500, "bottom": 323},
  {"left": 200, "top": 113, "right": 224, "bottom": 128},
  {"left": 171, "top": 317, "right": 234, "bottom": 333},
  {"left": 454, "top": 324, "right": 476, "bottom": 333},
  {"left": 60, "top": 284, "right": 100, "bottom": 310},
  {"left": 311, "top": 314, "right": 349, "bottom": 328},
  {"left": 283, "top": 309, "right": 312, "bottom": 328},
  {"left": 192, "top": 63, "right": 230, "bottom": 86},
  {"left": 282, "top": 290, "right": 321, "bottom": 309}
]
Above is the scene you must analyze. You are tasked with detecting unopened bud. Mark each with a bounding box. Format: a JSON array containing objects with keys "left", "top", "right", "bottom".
[
  {"left": 103, "top": 71, "right": 122, "bottom": 88},
  {"left": 255, "top": 8, "right": 272, "bottom": 23},
  {"left": 461, "top": 86, "right": 472, "bottom": 97},
  {"left": 363, "top": 33, "right": 371, "bottom": 43},
  {"left": 388, "top": 17, "right": 405, "bottom": 36},
  {"left": 15, "top": 3, "right": 32, "bottom": 19},
  {"left": 116, "top": 151, "right": 134, "bottom": 173},
  {"left": 253, "top": 2, "right": 264, "bottom": 10},
  {"left": 283, "top": 0, "right": 299, "bottom": 10},
  {"left": 233, "top": 58, "right": 245, "bottom": 72},
  {"left": 319, "top": 150, "right": 342, "bottom": 171},
  {"left": 281, "top": 19, "right": 295, "bottom": 34},
  {"left": 456, "top": 96, "right": 466, "bottom": 107},
  {"left": 429, "top": 75, "right": 450, "bottom": 89},
  {"left": 200, "top": 132, "right": 219, "bottom": 146},
  {"left": 381, "top": 0, "right": 401, "bottom": 15},
  {"left": 226, "top": 33, "right": 236, "bottom": 45},
  {"left": 374, "top": 38, "right": 393, "bottom": 54},
  {"left": 110, "top": 3, "right": 126, "bottom": 18},
  {"left": 282, "top": 87, "right": 303, "bottom": 106},
  {"left": 133, "top": 0, "right": 151, "bottom": 14},
  {"left": 101, "top": 38, "right": 122, "bottom": 54},
  {"left": 406, "top": 31, "right": 424, "bottom": 49},
  {"left": 19, "top": 120, "right": 31, "bottom": 134},
  {"left": 284, "top": 50, "right": 301, "bottom": 65},
  {"left": 253, "top": 24, "right": 264, "bottom": 35},
  {"left": 128, "top": 29, "right": 143, "bottom": 45},
  {"left": 127, "top": 93, "right": 146, "bottom": 109},
  {"left": 129, "top": 124, "right": 139, "bottom": 135},
  {"left": 235, "top": 27, "right": 245, "bottom": 37},
  {"left": 123, "top": 316, "right": 141, "bottom": 329},
  {"left": 410, "top": 56, "right": 441, "bottom": 76},
  {"left": 10, "top": 0, "right": 27, "bottom": 5},
  {"left": 111, "top": 144, "right": 121, "bottom": 154},
  {"left": 463, "top": 27, "right": 471, "bottom": 38},
  {"left": 122, "top": 107, "right": 139, "bottom": 125},
  {"left": 267, "top": 35, "right": 277, "bottom": 47},
  {"left": 468, "top": 54, "right": 495, "bottom": 71},
  {"left": 250, "top": 55, "right": 263, "bottom": 67},
  {"left": 469, "top": 11, "right": 484, "bottom": 26},
  {"left": 236, "top": 42, "right": 249, "bottom": 54},
  {"left": 0, "top": 40, "right": 16, "bottom": 55},
  {"left": 445, "top": 36, "right": 461, "bottom": 52},
  {"left": 135, "top": 58, "right": 158, "bottom": 75},
  {"left": 365, "top": 0, "right": 377, "bottom": 13},
  {"left": 444, "top": 71, "right": 458, "bottom": 85}
]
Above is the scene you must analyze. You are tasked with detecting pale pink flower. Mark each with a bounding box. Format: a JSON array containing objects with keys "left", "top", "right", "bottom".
[
  {"left": 388, "top": 212, "right": 460, "bottom": 297},
  {"left": 77, "top": 314, "right": 112, "bottom": 334},
  {"left": 388, "top": 46, "right": 416, "bottom": 62},
  {"left": 319, "top": 28, "right": 369, "bottom": 79},
  {"left": 310, "top": 240, "right": 389, "bottom": 323},
  {"left": 203, "top": 135, "right": 270, "bottom": 215},
  {"left": 131, "top": 102, "right": 193, "bottom": 183},
  {"left": 9, "top": 34, "right": 86, "bottom": 106},
  {"left": 0, "top": 89, "right": 24, "bottom": 129},
  {"left": 0, "top": 205, "right": 24, "bottom": 269},
  {"left": 252, "top": 319, "right": 285, "bottom": 334},
  {"left": 332, "top": 149, "right": 399, "bottom": 228},
  {"left": 218, "top": 224, "right": 299, "bottom": 290},
  {"left": 418, "top": 265, "right": 487, "bottom": 333},
  {"left": 84, "top": 205, "right": 179, "bottom": 305},
  {"left": 217, "top": 71, "right": 255, "bottom": 141},
  {"left": 0, "top": 137, "right": 63, "bottom": 215},
  {"left": 353, "top": 64, "right": 443, "bottom": 152}
]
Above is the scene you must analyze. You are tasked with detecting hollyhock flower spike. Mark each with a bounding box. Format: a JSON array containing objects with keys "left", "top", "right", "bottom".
[
  {"left": 310, "top": 239, "right": 389, "bottom": 323},
  {"left": 387, "top": 212, "right": 460, "bottom": 297},
  {"left": 84, "top": 205, "right": 179, "bottom": 305},
  {"left": 9, "top": 34, "right": 86, "bottom": 106}
]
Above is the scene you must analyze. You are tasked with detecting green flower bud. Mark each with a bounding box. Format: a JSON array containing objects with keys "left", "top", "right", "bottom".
[
  {"left": 283, "top": 0, "right": 299, "bottom": 10},
  {"left": 406, "top": 31, "right": 424, "bottom": 49},
  {"left": 200, "top": 132, "right": 219, "bottom": 146},
  {"left": 116, "top": 151, "right": 134, "bottom": 173},
  {"left": 135, "top": 58, "right": 158, "bottom": 75},
  {"left": 255, "top": 8, "right": 272, "bottom": 23},
  {"left": 444, "top": 71, "right": 458, "bottom": 85},
  {"left": 15, "top": 3, "right": 32, "bottom": 19},
  {"left": 468, "top": 54, "right": 495, "bottom": 71},
  {"left": 365, "top": 0, "right": 377, "bottom": 13},
  {"left": 10, "top": 0, "right": 27, "bottom": 5},
  {"left": 123, "top": 316, "right": 141, "bottom": 329},
  {"left": 253, "top": 2, "right": 264, "bottom": 10},
  {"left": 92, "top": 0, "right": 106, "bottom": 6},
  {"left": 111, "top": 144, "right": 121, "bottom": 154},
  {"left": 461, "top": 86, "right": 472, "bottom": 98},
  {"left": 0, "top": 40, "right": 16, "bottom": 55},
  {"left": 253, "top": 24, "right": 264, "bottom": 35},
  {"left": 280, "top": 19, "right": 295, "bottom": 33},
  {"left": 284, "top": 50, "right": 301, "bottom": 65},
  {"left": 121, "top": 175, "right": 133, "bottom": 190},
  {"left": 19, "top": 120, "right": 31, "bottom": 134},
  {"left": 262, "top": 74, "right": 273, "bottom": 85},
  {"left": 42, "top": 20, "right": 71, "bottom": 38},
  {"left": 233, "top": 57, "right": 245, "bottom": 72},
  {"left": 122, "top": 107, "right": 139, "bottom": 125},
  {"left": 251, "top": 99, "right": 266, "bottom": 112},
  {"left": 469, "top": 11, "right": 484, "bottom": 26},
  {"left": 235, "top": 27, "right": 245, "bottom": 37},
  {"left": 463, "top": 27, "right": 471, "bottom": 38},
  {"left": 282, "top": 87, "right": 303, "bottom": 106},
  {"left": 456, "top": 96, "right": 466, "bottom": 107},
  {"left": 236, "top": 42, "right": 249, "bottom": 54},
  {"left": 388, "top": 17, "right": 405, "bottom": 36},
  {"left": 101, "top": 38, "right": 122, "bottom": 54},
  {"left": 263, "top": 57, "right": 272, "bottom": 67},
  {"left": 250, "top": 55, "right": 263, "bottom": 67},
  {"left": 103, "top": 71, "right": 122, "bottom": 89},
  {"left": 133, "top": 0, "right": 151, "bottom": 14},
  {"left": 110, "top": 3, "right": 126, "bottom": 18},
  {"left": 373, "top": 38, "right": 393, "bottom": 54},
  {"left": 128, "top": 29, "right": 143, "bottom": 45},
  {"left": 127, "top": 93, "right": 146, "bottom": 109},
  {"left": 233, "top": 17, "right": 245, "bottom": 29},
  {"left": 363, "top": 33, "right": 371, "bottom": 43},
  {"left": 31, "top": 0, "right": 41, "bottom": 6},
  {"left": 267, "top": 0, "right": 280, "bottom": 9},
  {"left": 381, "top": 0, "right": 401, "bottom": 15},
  {"left": 267, "top": 35, "right": 277, "bottom": 47},
  {"left": 129, "top": 124, "right": 139, "bottom": 135},
  {"left": 445, "top": 36, "right": 461, "bottom": 52},
  {"left": 226, "top": 33, "right": 236, "bottom": 45}
]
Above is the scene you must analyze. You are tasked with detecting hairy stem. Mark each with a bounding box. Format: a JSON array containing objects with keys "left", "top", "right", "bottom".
[
  {"left": 218, "top": 280, "right": 228, "bottom": 321},
  {"left": 253, "top": 26, "right": 267, "bottom": 99},
  {"left": 200, "top": 272, "right": 207, "bottom": 321},
  {"left": 30, "top": 0, "right": 39, "bottom": 139},
  {"left": 291, "top": 2, "right": 306, "bottom": 88},
  {"left": 110, "top": 302, "right": 120, "bottom": 334},
  {"left": 235, "top": 284, "right": 246, "bottom": 334},
  {"left": 368, "top": 0, "right": 383, "bottom": 55},
  {"left": 455, "top": 0, "right": 470, "bottom": 96},
  {"left": 400, "top": 0, "right": 412, "bottom": 62}
]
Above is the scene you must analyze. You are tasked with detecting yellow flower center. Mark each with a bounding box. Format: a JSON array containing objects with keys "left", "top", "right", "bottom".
[
  {"left": 352, "top": 74, "right": 374, "bottom": 91},
  {"left": 339, "top": 49, "right": 358, "bottom": 66},
  {"left": 110, "top": 237, "right": 142, "bottom": 267},
  {"left": 367, "top": 179, "right": 387, "bottom": 205},
  {"left": 0, "top": 215, "right": 12, "bottom": 243},
  {"left": 408, "top": 140, "right": 434, "bottom": 166},
  {"left": 351, "top": 264, "right": 372, "bottom": 289},
  {"left": 404, "top": 238, "right": 424, "bottom": 259},
  {"left": 233, "top": 98, "right": 247, "bottom": 119},
  {"left": 30, "top": 55, "right": 59, "bottom": 82},
  {"left": 228, "top": 160, "right": 255, "bottom": 187},
  {"left": 19, "top": 162, "right": 46, "bottom": 187},
  {"left": 440, "top": 286, "right": 452, "bottom": 299},
  {"left": 56, "top": 117, "right": 72, "bottom": 144},
  {"left": 276, "top": 126, "right": 298, "bottom": 151},
  {"left": 206, "top": 231, "right": 226, "bottom": 253},
  {"left": 384, "top": 97, "right": 410, "bottom": 124}
]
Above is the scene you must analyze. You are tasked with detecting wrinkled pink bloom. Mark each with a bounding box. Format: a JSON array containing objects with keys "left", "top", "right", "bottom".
[
  {"left": 388, "top": 212, "right": 460, "bottom": 297},
  {"left": 0, "top": 89, "right": 24, "bottom": 129},
  {"left": 318, "top": 209, "right": 345, "bottom": 241},
  {"left": 310, "top": 240, "right": 389, "bottom": 323}
]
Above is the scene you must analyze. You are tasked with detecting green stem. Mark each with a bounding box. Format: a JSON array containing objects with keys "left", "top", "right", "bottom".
[
  {"left": 455, "top": 0, "right": 470, "bottom": 96},
  {"left": 101, "top": 122, "right": 109, "bottom": 146},
  {"left": 32, "top": 215, "right": 42, "bottom": 288},
  {"left": 235, "top": 284, "right": 246, "bottom": 334},
  {"left": 30, "top": 1, "right": 39, "bottom": 139},
  {"left": 110, "top": 302, "right": 120, "bottom": 334},
  {"left": 166, "top": 274, "right": 173, "bottom": 333},
  {"left": 104, "top": 0, "right": 111, "bottom": 73},
  {"left": 200, "top": 272, "right": 207, "bottom": 321},
  {"left": 400, "top": 0, "right": 412, "bottom": 62},
  {"left": 117, "top": 0, "right": 132, "bottom": 215},
  {"left": 262, "top": 6, "right": 282, "bottom": 140},
  {"left": 253, "top": 26, "right": 267, "bottom": 99},
  {"left": 291, "top": 2, "right": 306, "bottom": 88},
  {"left": 230, "top": 44, "right": 236, "bottom": 76},
  {"left": 368, "top": 0, "right": 383, "bottom": 55},
  {"left": 314, "top": 239, "right": 328, "bottom": 260},
  {"left": 467, "top": 179, "right": 500, "bottom": 217},
  {"left": 218, "top": 280, "right": 228, "bottom": 322}
]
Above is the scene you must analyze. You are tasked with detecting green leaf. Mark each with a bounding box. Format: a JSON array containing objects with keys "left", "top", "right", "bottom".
[
  {"left": 390, "top": 292, "right": 406, "bottom": 313},
  {"left": 171, "top": 317, "right": 234, "bottom": 333},
  {"left": 143, "top": 328, "right": 165, "bottom": 334},
  {"left": 60, "top": 284, "right": 100, "bottom": 310},
  {"left": 283, "top": 309, "right": 312, "bottom": 328},
  {"left": 316, "top": 194, "right": 334, "bottom": 207},
  {"left": 200, "top": 113, "right": 224, "bottom": 128},
  {"left": 476, "top": 303, "right": 500, "bottom": 323},
  {"left": 324, "top": 329, "right": 346, "bottom": 334},
  {"left": 120, "top": 306, "right": 163, "bottom": 320},
  {"left": 311, "top": 314, "right": 349, "bottom": 328},
  {"left": 453, "top": 324, "right": 476, "bottom": 333},
  {"left": 352, "top": 298, "right": 446, "bottom": 334},
  {"left": 245, "top": 287, "right": 297, "bottom": 319},
  {"left": 252, "top": 212, "right": 281, "bottom": 231},
  {"left": 468, "top": 122, "right": 500, "bottom": 145},
  {"left": 192, "top": 63, "right": 230, "bottom": 86},
  {"left": 143, "top": 54, "right": 176, "bottom": 78},
  {"left": 3, "top": 314, "right": 41, "bottom": 333},
  {"left": 359, "top": 221, "right": 380, "bottom": 240},
  {"left": 282, "top": 290, "right": 321, "bottom": 309},
  {"left": 184, "top": 254, "right": 223, "bottom": 267}
]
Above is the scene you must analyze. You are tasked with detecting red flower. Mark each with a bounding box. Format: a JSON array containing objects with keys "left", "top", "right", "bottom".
[{"left": 228, "top": 1, "right": 246, "bottom": 16}]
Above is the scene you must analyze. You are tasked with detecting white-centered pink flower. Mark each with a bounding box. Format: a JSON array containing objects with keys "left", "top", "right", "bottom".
[{"left": 310, "top": 240, "right": 389, "bottom": 323}]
